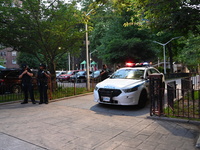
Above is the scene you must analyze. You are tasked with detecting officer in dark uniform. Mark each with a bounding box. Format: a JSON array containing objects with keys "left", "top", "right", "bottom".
[
  {"left": 37, "top": 63, "right": 51, "bottom": 104},
  {"left": 19, "top": 64, "right": 36, "bottom": 104},
  {"left": 100, "top": 64, "right": 109, "bottom": 81}
]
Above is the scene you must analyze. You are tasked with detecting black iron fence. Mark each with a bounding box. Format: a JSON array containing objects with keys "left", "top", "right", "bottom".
[
  {"left": 0, "top": 79, "right": 99, "bottom": 103},
  {"left": 150, "top": 74, "right": 200, "bottom": 120}
]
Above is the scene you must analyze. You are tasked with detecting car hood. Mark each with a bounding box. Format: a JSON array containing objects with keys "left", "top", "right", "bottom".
[{"left": 96, "top": 78, "right": 146, "bottom": 89}]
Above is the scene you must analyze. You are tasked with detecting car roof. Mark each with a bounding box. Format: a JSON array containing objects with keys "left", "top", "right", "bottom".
[
  {"left": 56, "top": 70, "right": 66, "bottom": 72},
  {"left": 0, "top": 68, "right": 21, "bottom": 74},
  {"left": 0, "top": 68, "right": 21, "bottom": 71},
  {"left": 0, "top": 69, "right": 21, "bottom": 78}
]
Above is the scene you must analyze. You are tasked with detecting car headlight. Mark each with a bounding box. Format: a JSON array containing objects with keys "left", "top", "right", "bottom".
[
  {"left": 123, "top": 87, "right": 138, "bottom": 93},
  {"left": 94, "top": 86, "right": 99, "bottom": 91}
]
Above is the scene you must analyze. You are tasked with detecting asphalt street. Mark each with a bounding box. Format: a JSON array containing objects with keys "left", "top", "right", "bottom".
[{"left": 0, "top": 93, "right": 200, "bottom": 150}]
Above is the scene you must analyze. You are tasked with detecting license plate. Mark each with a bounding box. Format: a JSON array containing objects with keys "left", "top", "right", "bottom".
[{"left": 102, "top": 97, "right": 110, "bottom": 102}]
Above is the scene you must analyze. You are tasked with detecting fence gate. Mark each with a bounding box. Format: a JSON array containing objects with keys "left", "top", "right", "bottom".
[
  {"left": 150, "top": 74, "right": 200, "bottom": 120},
  {"left": 149, "top": 74, "right": 164, "bottom": 116}
]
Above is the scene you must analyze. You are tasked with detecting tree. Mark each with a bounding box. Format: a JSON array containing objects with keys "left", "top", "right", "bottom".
[
  {"left": 124, "top": 0, "right": 199, "bottom": 73},
  {"left": 17, "top": 52, "right": 40, "bottom": 69},
  {"left": 94, "top": 0, "right": 200, "bottom": 72},
  {"left": 177, "top": 34, "right": 200, "bottom": 71},
  {"left": 0, "top": 0, "right": 85, "bottom": 79},
  {"left": 111, "top": 0, "right": 200, "bottom": 35},
  {"left": 88, "top": 2, "right": 156, "bottom": 65},
  {"left": 17, "top": 51, "right": 69, "bottom": 70}
]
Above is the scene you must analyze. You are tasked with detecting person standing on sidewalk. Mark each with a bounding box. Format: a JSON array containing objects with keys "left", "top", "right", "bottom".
[
  {"left": 100, "top": 64, "right": 109, "bottom": 81},
  {"left": 37, "top": 63, "right": 51, "bottom": 104},
  {"left": 19, "top": 64, "right": 36, "bottom": 104}
]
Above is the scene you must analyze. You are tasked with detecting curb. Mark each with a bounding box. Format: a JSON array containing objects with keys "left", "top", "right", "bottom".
[{"left": 147, "top": 116, "right": 200, "bottom": 148}]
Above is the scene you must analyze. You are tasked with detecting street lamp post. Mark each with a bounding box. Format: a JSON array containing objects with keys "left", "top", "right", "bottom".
[
  {"left": 68, "top": 52, "right": 70, "bottom": 71},
  {"left": 90, "top": 49, "right": 97, "bottom": 71},
  {"left": 85, "top": 22, "right": 90, "bottom": 90},
  {"left": 85, "top": 9, "right": 93, "bottom": 91},
  {"left": 153, "top": 36, "right": 181, "bottom": 74}
]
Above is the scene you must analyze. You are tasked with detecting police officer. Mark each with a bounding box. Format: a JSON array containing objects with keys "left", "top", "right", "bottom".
[
  {"left": 100, "top": 64, "right": 109, "bottom": 81},
  {"left": 37, "top": 63, "right": 51, "bottom": 104},
  {"left": 19, "top": 64, "right": 36, "bottom": 104}
]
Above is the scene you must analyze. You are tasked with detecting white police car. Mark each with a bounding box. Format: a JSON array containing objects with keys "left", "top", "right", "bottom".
[{"left": 94, "top": 66, "right": 164, "bottom": 108}]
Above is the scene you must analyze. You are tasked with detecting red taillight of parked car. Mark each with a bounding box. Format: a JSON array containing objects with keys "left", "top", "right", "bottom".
[{"left": 0, "top": 79, "right": 5, "bottom": 83}]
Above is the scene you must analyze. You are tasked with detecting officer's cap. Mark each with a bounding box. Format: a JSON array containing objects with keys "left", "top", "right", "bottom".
[{"left": 39, "top": 63, "right": 46, "bottom": 69}]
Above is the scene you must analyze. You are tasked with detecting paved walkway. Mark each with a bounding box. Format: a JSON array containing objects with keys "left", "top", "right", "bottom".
[{"left": 0, "top": 94, "right": 199, "bottom": 150}]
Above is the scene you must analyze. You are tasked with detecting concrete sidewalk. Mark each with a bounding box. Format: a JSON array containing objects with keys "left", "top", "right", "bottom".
[{"left": 0, "top": 94, "right": 199, "bottom": 150}]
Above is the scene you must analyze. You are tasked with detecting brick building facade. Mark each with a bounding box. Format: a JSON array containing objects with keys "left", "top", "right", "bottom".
[{"left": 0, "top": 48, "right": 19, "bottom": 69}]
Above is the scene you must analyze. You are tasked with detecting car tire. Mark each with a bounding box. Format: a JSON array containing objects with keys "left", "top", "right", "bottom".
[
  {"left": 0, "top": 88, "right": 5, "bottom": 94},
  {"left": 12, "top": 85, "right": 22, "bottom": 93},
  {"left": 138, "top": 90, "right": 147, "bottom": 108}
]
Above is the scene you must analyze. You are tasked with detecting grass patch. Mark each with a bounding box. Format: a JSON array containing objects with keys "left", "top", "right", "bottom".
[
  {"left": 0, "top": 86, "right": 93, "bottom": 103},
  {"left": 164, "top": 90, "right": 200, "bottom": 121},
  {"left": 0, "top": 93, "right": 24, "bottom": 103},
  {"left": 50, "top": 86, "right": 92, "bottom": 99}
]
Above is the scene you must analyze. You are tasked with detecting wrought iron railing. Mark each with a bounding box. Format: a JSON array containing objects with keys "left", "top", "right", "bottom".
[
  {"left": 0, "top": 79, "right": 99, "bottom": 103},
  {"left": 150, "top": 75, "right": 200, "bottom": 120}
]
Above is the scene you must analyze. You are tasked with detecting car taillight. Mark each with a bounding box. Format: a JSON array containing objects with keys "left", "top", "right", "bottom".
[{"left": 0, "top": 79, "right": 5, "bottom": 83}]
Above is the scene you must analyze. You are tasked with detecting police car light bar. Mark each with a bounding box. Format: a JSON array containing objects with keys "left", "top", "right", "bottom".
[
  {"left": 125, "top": 62, "right": 150, "bottom": 67},
  {"left": 125, "top": 62, "right": 135, "bottom": 67}
]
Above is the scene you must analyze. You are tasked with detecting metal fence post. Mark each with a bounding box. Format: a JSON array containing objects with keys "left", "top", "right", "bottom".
[{"left": 149, "top": 74, "right": 164, "bottom": 116}]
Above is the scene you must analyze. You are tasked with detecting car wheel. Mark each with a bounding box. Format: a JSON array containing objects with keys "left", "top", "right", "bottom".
[
  {"left": 138, "top": 90, "right": 147, "bottom": 108},
  {"left": 12, "top": 85, "right": 22, "bottom": 93},
  {"left": 0, "top": 88, "right": 5, "bottom": 94}
]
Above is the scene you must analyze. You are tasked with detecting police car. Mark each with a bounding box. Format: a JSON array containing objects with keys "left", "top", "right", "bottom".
[{"left": 93, "top": 64, "right": 164, "bottom": 108}]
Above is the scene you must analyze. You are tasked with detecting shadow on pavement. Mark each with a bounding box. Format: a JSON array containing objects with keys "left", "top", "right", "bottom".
[
  {"left": 90, "top": 102, "right": 150, "bottom": 117},
  {"left": 0, "top": 100, "right": 41, "bottom": 110}
]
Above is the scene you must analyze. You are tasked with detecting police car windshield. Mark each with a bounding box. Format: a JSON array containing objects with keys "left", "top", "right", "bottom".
[{"left": 110, "top": 69, "right": 144, "bottom": 79}]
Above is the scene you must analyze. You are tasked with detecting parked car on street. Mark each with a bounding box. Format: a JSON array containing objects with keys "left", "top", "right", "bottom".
[
  {"left": 0, "top": 68, "right": 37, "bottom": 94},
  {"left": 56, "top": 70, "right": 67, "bottom": 81},
  {"left": 69, "top": 71, "right": 92, "bottom": 83},
  {"left": 90, "top": 70, "right": 101, "bottom": 82},
  {"left": 56, "top": 70, "right": 67, "bottom": 78},
  {"left": 93, "top": 66, "right": 165, "bottom": 108},
  {"left": 57, "top": 70, "right": 80, "bottom": 82}
]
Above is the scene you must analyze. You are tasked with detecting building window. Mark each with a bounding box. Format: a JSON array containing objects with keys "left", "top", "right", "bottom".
[
  {"left": 0, "top": 52, "right": 6, "bottom": 56},
  {"left": 12, "top": 51, "right": 17, "bottom": 56},
  {"left": 12, "top": 59, "right": 17, "bottom": 64}
]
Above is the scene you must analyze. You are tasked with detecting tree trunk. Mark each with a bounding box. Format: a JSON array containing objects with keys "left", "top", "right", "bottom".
[{"left": 47, "top": 60, "right": 57, "bottom": 91}]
